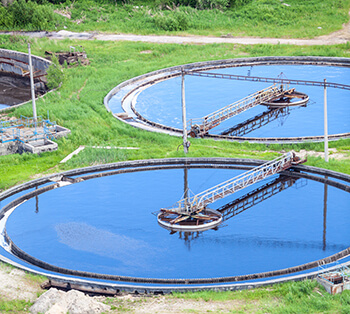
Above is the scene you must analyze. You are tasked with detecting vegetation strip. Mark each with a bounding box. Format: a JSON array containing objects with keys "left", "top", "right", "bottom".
[{"left": 1, "top": 0, "right": 349, "bottom": 39}]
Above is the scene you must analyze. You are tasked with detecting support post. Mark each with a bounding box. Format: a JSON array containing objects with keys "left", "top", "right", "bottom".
[
  {"left": 181, "top": 69, "right": 188, "bottom": 154},
  {"left": 324, "top": 79, "right": 328, "bottom": 162},
  {"left": 28, "top": 43, "right": 37, "bottom": 123}
]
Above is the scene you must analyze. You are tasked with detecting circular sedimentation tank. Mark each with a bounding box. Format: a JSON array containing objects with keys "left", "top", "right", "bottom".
[
  {"left": 105, "top": 56, "right": 350, "bottom": 143},
  {"left": 1, "top": 158, "right": 349, "bottom": 293},
  {"left": 0, "top": 49, "right": 50, "bottom": 111}
]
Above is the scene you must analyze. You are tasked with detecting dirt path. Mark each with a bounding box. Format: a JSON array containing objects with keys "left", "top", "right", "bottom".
[
  {"left": 93, "top": 32, "right": 348, "bottom": 45},
  {"left": 0, "top": 263, "right": 42, "bottom": 302},
  {"left": 1, "top": 16, "right": 350, "bottom": 45},
  {"left": 318, "top": 11, "right": 350, "bottom": 42}
]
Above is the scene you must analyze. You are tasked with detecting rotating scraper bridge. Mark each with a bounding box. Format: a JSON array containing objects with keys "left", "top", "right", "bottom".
[
  {"left": 157, "top": 152, "right": 305, "bottom": 232},
  {"left": 183, "top": 70, "right": 346, "bottom": 138},
  {"left": 186, "top": 83, "right": 297, "bottom": 138}
]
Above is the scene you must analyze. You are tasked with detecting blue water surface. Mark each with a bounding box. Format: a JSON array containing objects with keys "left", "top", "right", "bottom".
[
  {"left": 134, "top": 65, "right": 350, "bottom": 137},
  {"left": 5, "top": 168, "right": 350, "bottom": 279}
]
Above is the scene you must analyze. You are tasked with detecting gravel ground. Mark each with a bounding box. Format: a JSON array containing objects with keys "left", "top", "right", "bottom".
[{"left": 0, "top": 262, "right": 257, "bottom": 313}]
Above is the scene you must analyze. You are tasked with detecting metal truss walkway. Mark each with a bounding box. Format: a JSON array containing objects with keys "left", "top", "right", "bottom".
[
  {"left": 165, "top": 152, "right": 304, "bottom": 215},
  {"left": 188, "top": 84, "right": 294, "bottom": 137}
]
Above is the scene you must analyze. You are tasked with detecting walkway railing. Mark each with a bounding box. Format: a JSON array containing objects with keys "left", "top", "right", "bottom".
[
  {"left": 167, "top": 152, "right": 296, "bottom": 213},
  {"left": 184, "top": 70, "right": 350, "bottom": 90},
  {"left": 188, "top": 84, "right": 292, "bottom": 137}
]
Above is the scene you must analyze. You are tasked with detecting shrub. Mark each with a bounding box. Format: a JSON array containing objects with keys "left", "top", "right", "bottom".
[
  {"left": 0, "top": 6, "right": 13, "bottom": 28},
  {"left": 0, "top": 0, "right": 58, "bottom": 30},
  {"left": 229, "top": 0, "right": 252, "bottom": 8},
  {"left": 157, "top": 0, "right": 230, "bottom": 10},
  {"left": 46, "top": 54, "right": 65, "bottom": 90},
  {"left": 154, "top": 10, "right": 190, "bottom": 31}
]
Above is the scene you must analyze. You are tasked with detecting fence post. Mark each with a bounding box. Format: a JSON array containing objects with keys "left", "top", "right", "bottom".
[{"left": 28, "top": 43, "right": 37, "bottom": 123}]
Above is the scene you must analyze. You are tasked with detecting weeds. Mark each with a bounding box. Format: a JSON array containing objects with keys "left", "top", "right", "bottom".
[
  {"left": 46, "top": 54, "right": 65, "bottom": 90},
  {"left": 0, "top": 299, "right": 33, "bottom": 313},
  {"left": 1, "top": 0, "right": 349, "bottom": 39},
  {"left": 172, "top": 280, "right": 348, "bottom": 313},
  {"left": 25, "top": 272, "right": 47, "bottom": 285},
  {"left": 0, "top": 0, "right": 64, "bottom": 31}
]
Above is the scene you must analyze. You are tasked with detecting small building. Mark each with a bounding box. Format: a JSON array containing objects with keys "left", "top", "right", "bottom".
[{"left": 317, "top": 264, "right": 350, "bottom": 295}]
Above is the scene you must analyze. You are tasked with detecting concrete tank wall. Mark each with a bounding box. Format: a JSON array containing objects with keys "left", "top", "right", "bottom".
[{"left": 0, "top": 48, "right": 50, "bottom": 79}]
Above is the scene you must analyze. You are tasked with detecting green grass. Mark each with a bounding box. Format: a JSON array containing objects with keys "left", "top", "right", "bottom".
[
  {"left": 1, "top": 0, "right": 350, "bottom": 39},
  {"left": 0, "top": 34, "right": 349, "bottom": 190},
  {"left": 52, "top": 0, "right": 350, "bottom": 38},
  {"left": 24, "top": 272, "right": 47, "bottom": 286},
  {"left": 172, "top": 280, "right": 350, "bottom": 313},
  {"left": 0, "top": 299, "right": 33, "bottom": 313}
]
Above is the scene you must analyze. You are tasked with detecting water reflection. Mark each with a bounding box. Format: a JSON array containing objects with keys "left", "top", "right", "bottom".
[
  {"left": 221, "top": 107, "right": 290, "bottom": 137},
  {"left": 323, "top": 176, "right": 328, "bottom": 251},
  {"left": 0, "top": 74, "right": 31, "bottom": 106},
  {"left": 55, "top": 222, "right": 160, "bottom": 271},
  {"left": 35, "top": 186, "right": 39, "bottom": 214},
  {"left": 217, "top": 175, "right": 298, "bottom": 220}
]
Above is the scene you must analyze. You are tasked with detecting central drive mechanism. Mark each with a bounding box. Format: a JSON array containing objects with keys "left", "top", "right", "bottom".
[{"left": 157, "top": 208, "right": 223, "bottom": 232}]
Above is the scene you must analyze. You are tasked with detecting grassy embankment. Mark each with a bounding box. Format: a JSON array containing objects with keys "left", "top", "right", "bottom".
[
  {"left": 0, "top": 35, "right": 349, "bottom": 191},
  {"left": 171, "top": 280, "right": 350, "bottom": 313},
  {"left": 1, "top": 0, "right": 350, "bottom": 38}
]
